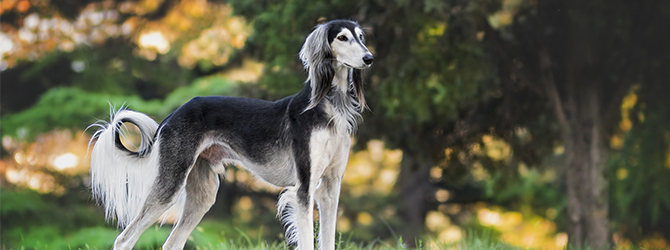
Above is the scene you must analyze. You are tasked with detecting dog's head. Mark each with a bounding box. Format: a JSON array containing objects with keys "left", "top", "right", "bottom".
[
  {"left": 300, "top": 19, "right": 372, "bottom": 110},
  {"left": 300, "top": 20, "right": 373, "bottom": 70}
]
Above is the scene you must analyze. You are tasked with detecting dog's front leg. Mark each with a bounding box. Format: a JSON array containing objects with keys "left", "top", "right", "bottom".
[
  {"left": 289, "top": 131, "right": 320, "bottom": 250},
  {"left": 294, "top": 180, "right": 316, "bottom": 250},
  {"left": 315, "top": 141, "right": 349, "bottom": 250},
  {"left": 293, "top": 129, "right": 340, "bottom": 250},
  {"left": 315, "top": 173, "right": 343, "bottom": 250}
]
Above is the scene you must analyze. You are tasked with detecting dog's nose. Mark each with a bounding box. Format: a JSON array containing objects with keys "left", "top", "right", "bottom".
[{"left": 363, "top": 54, "right": 374, "bottom": 65}]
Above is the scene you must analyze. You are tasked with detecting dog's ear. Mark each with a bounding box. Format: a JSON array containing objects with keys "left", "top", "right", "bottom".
[
  {"left": 300, "top": 23, "right": 334, "bottom": 111},
  {"left": 351, "top": 69, "right": 367, "bottom": 111}
]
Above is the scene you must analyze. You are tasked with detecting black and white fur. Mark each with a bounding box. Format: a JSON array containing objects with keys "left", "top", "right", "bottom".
[{"left": 88, "top": 19, "right": 373, "bottom": 250}]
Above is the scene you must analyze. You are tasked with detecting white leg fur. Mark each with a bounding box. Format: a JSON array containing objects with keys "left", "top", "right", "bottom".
[
  {"left": 316, "top": 180, "right": 341, "bottom": 250},
  {"left": 316, "top": 136, "right": 349, "bottom": 250},
  {"left": 316, "top": 165, "right": 347, "bottom": 250},
  {"left": 296, "top": 184, "right": 317, "bottom": 250}
]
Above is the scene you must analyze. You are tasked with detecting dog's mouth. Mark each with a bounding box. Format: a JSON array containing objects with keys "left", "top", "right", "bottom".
[{"left": 344, "top": 63, "right": 371, "bottom": 69}]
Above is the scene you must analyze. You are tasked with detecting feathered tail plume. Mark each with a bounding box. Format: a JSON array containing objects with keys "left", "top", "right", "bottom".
[
  {"left": 88, "top": 108, "right": 161, "bottom": 228},
  {"left": 277, "top": 186, "right": 299, "bottom": 246}
]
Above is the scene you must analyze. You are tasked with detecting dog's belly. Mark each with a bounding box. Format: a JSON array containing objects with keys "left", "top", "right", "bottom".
[
  {"left": 239, "top": 158, "right": 297, "bottom": 188},
  {"left": 198, "top": 140, "right": 296, "bottom": 187}
]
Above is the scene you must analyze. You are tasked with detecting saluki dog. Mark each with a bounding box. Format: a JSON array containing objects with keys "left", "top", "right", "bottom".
[{"left": 88, "top": 19, "right": 373, "bottom": 250}]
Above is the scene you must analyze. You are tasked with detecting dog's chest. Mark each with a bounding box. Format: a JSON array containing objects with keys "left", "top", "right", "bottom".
[
  {"left": 308, "top": 129, "right": 350, "bottom": 172},
  {"left": 324, "top": 99, "right": 358, "bottom": 134}
]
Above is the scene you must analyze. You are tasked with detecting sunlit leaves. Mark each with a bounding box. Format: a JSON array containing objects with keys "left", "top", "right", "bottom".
[
  {"left": 2, "top": 6, "right": 124, "bottom": 68},
  {"left": 344, "top": 140, "right": 403, "bottom": 197},
  {"left": 476, "top": 205, "right": 566, "bottom": 249},
  {"left": 487, "top": 0, "right": 524, "bottom": 29},
  {"left": 2, "top": 130, "right": 90, "bottom": 194},
  {"left": 179, "top": 18, "right": 251, "bottom": 69},
  {"left": 130, "top": 0, "right": 252, "bottom": 67},
  {"left": 1, "top": 0, "right": 251, "bottom": 72}
]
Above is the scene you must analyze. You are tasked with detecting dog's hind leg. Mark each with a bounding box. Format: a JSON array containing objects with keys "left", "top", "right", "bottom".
[
  {"left": 162, "top": 158, "right": 220, "bottom": 250},
  {"left": 112, "top": 181, "right": 187, "bottom": 250},
  {"left": 113, "top": 142, "right": 200, "bottom": 249}
]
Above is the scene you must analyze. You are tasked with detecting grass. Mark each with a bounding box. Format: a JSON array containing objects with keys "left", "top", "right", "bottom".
[
  {"left": 182, "top": 229, "right": 643, "bottom": 250},
  {"left": 7, "top": 224, "right": 664, "bottom": 250},
  {"left": 192, "top": 231, "right": 663, "bottom": 250}
]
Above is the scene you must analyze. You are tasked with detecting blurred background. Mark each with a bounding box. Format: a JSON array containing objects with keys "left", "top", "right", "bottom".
[{"left": 2, "top": 0, "right": 670, "bottom": 249}]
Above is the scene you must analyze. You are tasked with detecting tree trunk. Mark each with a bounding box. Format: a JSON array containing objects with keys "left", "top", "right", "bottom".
[
  {"left": 541, "top": 51, "right": 610, "bottom": 247},
  {"left": 396, "top": 152, "right": 433, "bottom": 247},
  {"left": 562, "top": 88, "right": 609, "bottom": 248},
  {"left": 563, "top": 127, "right": 610, "bottom": 247}
]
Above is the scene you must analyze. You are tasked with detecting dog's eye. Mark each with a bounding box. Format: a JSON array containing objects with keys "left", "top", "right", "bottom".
[{"left": 337, "top": 35, "right": 348, "bottom": 41}]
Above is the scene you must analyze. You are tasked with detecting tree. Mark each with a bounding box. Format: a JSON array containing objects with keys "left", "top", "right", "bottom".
[{"left": 481, "top": 0, "right": 670, "bottom": 246}]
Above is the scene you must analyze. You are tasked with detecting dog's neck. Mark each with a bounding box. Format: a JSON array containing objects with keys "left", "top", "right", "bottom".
[
  {"left": 325, "top": 62, "right": 361, "bottom": 134},
  {"left": 332, "top": 63, "right": 350, "bottom": 93}
]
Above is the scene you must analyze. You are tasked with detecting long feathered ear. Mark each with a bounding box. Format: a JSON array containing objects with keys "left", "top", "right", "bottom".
[
  {"left": 299, "top": 23, "right": 334, "bottom": 110},
  {"left": 351, "top": 68, "right": 367, "bottom": 111}
]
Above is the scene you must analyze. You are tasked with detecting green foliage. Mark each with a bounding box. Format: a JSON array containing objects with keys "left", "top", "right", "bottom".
[
  {"left": 159, "top": 75, "right": 240, "bottom": 115},
  {"left": 1, "top": 188, "right": 109, "bottom": 249},
  {"left": 610, "top": 108, "right": 670, "bottom": 241},
  {"left": 445, "top": 230, "right": 523, "bottom": 250},
  {"left": 2, "top": 43, "right": 196, "bottom": 115},
  {"left": 62, "top": 227, "right": 119, "bottom": 249},
  {"left": 1, "top": 75, "right": 239, "bottom": 140},
  {"left": 0, "top": 189, "right": 48, "bottom": 216},
  {"left": 485, "top": 169, "right": 566, "bottom": 216},
  {"left": 1, "top": 87, "right": 160, "bottom": 140}
]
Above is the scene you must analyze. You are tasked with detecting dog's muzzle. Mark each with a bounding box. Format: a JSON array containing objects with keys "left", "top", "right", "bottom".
[{"left": 363, "top": 54, "right": 374, "bottom": 65}]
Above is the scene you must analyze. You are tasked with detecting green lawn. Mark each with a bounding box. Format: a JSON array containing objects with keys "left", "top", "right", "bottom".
[{"left": 6, "top": 222, "right": 659, "bottom": 250}]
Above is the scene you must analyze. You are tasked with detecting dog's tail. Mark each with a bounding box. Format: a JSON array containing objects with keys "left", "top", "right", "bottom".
[
  {"left": 277, "top": 186, "right": 299, "bottom": 246},
  {"left": 89, "top": 108, "right": 161, "bottom": 228}
]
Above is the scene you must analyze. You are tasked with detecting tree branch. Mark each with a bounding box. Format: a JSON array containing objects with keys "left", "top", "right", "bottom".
[{"left": 539, "top": 49, "right": 570, "bottom": 134}]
